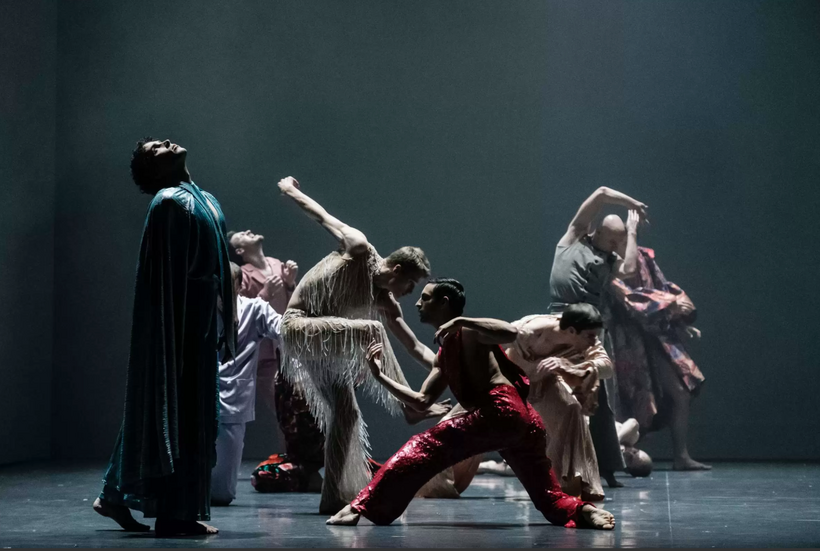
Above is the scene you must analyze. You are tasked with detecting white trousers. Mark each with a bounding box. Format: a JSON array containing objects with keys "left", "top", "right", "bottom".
[{"left": 211, "top": 421, "right": 247, "bottom": 504}]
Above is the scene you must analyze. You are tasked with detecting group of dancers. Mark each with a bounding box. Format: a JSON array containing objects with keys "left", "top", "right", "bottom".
[{"left": 92, "top": 137, "right": 707, "bottom": 536}]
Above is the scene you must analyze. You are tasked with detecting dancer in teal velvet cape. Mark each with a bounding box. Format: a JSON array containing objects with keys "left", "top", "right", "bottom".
[{"left": 93, "top": 138, "right": 236, "bottom": 537}]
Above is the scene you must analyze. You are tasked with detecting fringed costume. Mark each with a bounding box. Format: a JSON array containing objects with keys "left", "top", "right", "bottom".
[{"left": 280, "top": 247, "right": 408, "bottom": 509}]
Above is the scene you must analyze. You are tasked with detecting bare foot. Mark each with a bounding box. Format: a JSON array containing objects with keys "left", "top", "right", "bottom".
[
  {"left": 673, "top": 458, "right": 712, "bottom": 471},
  {"left": 154, "top": 518, "right": 218, "bottom": 537},
  {"left": 92, "top": 497, "right": 150, "bottom": 532},
  {"left": 602, "top": 470, "right": 624, "bottom": 488},
  {"left": 327, "top": 504, "right": 361, "bottom": 526},
  {"left": 581, "top": 504, "right": 615, "bottom": 530}
]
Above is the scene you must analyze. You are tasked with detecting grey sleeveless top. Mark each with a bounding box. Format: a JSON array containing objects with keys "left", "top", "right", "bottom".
[{"left": 549, "top": 236, "right": 615, "bottom": 310}]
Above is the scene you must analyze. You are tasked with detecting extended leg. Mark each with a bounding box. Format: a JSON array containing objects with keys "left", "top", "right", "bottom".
[
  {"left": 500, "top": 408, "right": 614, "bottom": 530},
  {"left": 655, "top": 357, "right": 710, "bottom": 471}
]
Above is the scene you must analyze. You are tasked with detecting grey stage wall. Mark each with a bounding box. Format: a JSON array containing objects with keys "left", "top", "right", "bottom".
[
  {"left": 47, "top": 1, "right": 819, "bottom": 462},
  {"left": 0, "top": 0, "right": 56, "bottom": 464}
]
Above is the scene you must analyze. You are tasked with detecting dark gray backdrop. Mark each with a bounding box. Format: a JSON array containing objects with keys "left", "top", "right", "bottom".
[{"left": 4, "top": 0, "right": 819, "bottom": 465}]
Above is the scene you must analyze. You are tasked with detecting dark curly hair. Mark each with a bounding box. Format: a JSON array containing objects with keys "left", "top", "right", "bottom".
[
  {"left": 130, "top": 136, "right": 162, "bottom": 195},
  {"left": 428, "top": 277, "right": 466, "bottom": 315}
]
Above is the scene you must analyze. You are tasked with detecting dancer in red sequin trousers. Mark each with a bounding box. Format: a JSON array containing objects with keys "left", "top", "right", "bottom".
[{"left": 328, "top": 278, "right": 615, "bottom": 530}]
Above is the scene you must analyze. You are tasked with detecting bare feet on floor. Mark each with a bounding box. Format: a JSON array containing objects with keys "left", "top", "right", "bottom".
[
  {"left": 92, "top": 497, "right": 150, "bottom": 532},
  {"left": 154, "top": 519, "right": 218, "bottom": 537},
  {"left": 581, "top": 504, "right": 615, "bottom": 530},
  {"left": 327, "top": 504, "right": 361, "bottom": 526},
  {"left": 673, "top": 458, "right": 712, "bottom": 471}
]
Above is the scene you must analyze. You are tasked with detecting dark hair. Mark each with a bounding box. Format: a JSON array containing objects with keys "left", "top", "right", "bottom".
[
  {"left": 429, "top": 277, "right": 466, "bottom": 316},
  {"left": 226, "top": 231, "right": 245, "bottom": 265},
  {"left": 384, "top": 246, "right": 431, "bottom": 279},
  {"left": 559, "top": 303, "right": 604, "bottom": 332},
  {"left": 130, "top": 136, "right": 163, "bottom": 195}
]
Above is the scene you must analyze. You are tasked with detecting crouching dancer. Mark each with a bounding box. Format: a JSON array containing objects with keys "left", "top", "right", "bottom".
[{"left": 328, "top": 279, "right": 615, "bottom": 530}]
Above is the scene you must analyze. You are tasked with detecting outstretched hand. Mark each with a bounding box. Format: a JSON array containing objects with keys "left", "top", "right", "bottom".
[{"left": 277, "top": 176, "right": 300, "bottom": 194}]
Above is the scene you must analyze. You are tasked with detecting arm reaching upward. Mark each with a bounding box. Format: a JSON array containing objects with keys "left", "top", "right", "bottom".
[
  {"left": 560, "top": 186, "right": 648, "bottom": 247},
  {"left": 613, "top": 209, "right": 641, "bottom": 278},
  {"left": 366, "top": 341, "right": 448, "bottom": 411},
  {"left": 277, "top": 177, "right": 369, "bottom": 256}
]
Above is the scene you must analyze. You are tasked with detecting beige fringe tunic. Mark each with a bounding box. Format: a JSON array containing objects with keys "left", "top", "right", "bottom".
[{"left": 280, "top": 247, "right": 408, "bottom": 506}]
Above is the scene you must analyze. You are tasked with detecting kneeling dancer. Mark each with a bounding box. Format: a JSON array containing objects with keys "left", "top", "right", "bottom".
[{"left": 328, "top": 279, "right": 615, "bottom": 530}]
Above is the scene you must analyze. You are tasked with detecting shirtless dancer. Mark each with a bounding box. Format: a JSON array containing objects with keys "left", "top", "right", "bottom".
[
  {"left": 328, "top": 279, "right": 615, "bottom": 530},
  {"left": 275, "top": 177, "right": 447, "bottom": 514},
  {"left": 422, "top": 304, "right": 613, "bottom": 502}
]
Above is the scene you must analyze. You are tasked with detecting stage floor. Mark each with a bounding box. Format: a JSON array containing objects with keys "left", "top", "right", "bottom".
[{"left": 0, "top": 461, "right": 818, "bottom": 548}]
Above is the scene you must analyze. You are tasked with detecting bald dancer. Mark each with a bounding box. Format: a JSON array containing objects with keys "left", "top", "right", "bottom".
[{"left": 549, "top": 186, "right": 647, "bottom": 488}]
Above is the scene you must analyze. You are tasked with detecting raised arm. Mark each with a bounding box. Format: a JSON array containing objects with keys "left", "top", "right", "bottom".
[
  {"left": 612, "top": 209, "right": 641, "bottom": 278},
  {"left": 378, "top": 292, "right": 436, "bottom": 370},
  {"left": 366, "top": 341, "right": 448, "bottom": 412},
  {"left": 560, "top": 186, "right": 648, "bottom": 247},
  {"left": 277, "top": 177, "right": 369, "bottom": 256},
  {"left": 436, "top": 316, "right": 518, "bottom": 346}
]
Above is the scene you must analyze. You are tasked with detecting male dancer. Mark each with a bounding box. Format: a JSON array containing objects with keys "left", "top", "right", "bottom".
[
  {"left": 606, "top": 245, "right": 709, "bottom": 470},
  {"left": 328, "top": 279, "right": 615, "bottom": 530},
  {"left": 549, "top": 186, "right": 646, "bottom": 488},
  {"left": 93, "top": 138, "right": 235, "bottom": 536},
  {"left": 421, "top": 304, "right": 613, "bottom": 501},
  {"left": 505, "top": 305, "right": 612, "bottom": 501},
  {"left": 276, "top": 177, "right": 446, "bottom": 514},
  {"left": 212, "top": 263, "right": 284, "bottom": 505},
  {"left": 227, "top": 229, "right": 326, "bottom": 491}
]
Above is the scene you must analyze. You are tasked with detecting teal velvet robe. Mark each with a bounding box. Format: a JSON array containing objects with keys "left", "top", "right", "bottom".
[{"left": 101, "top": 182, "right": 235, "bottom": 521}]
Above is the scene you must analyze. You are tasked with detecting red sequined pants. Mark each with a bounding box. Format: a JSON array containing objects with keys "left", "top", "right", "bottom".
[{"left": 351, "top": 385, "right": 586, "bottom": 526}]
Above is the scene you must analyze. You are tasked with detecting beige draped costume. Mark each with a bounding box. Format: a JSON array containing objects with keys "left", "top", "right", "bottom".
[
  {"left": 281, "top": 246, "right": 408, "bottom": 509},
  {"left": 505, "top": 314, "right": 613, "bottom": 500}
]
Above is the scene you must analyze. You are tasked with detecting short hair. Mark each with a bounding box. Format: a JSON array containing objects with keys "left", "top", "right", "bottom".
[
  {"left": 130, "top": 136, "right": 161, "bottom": 195},
  {"left": 559, "top": 303, "right": 604, "bottom": 332},
  {"left": 226, "top": 231, "right": 244, "bottom": 265},
  {"left": 429, "top": 277, "right": 466, "bottom": 316},
  {"left": 384, "top": 246, "right": 431, "bottom": 279}
]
